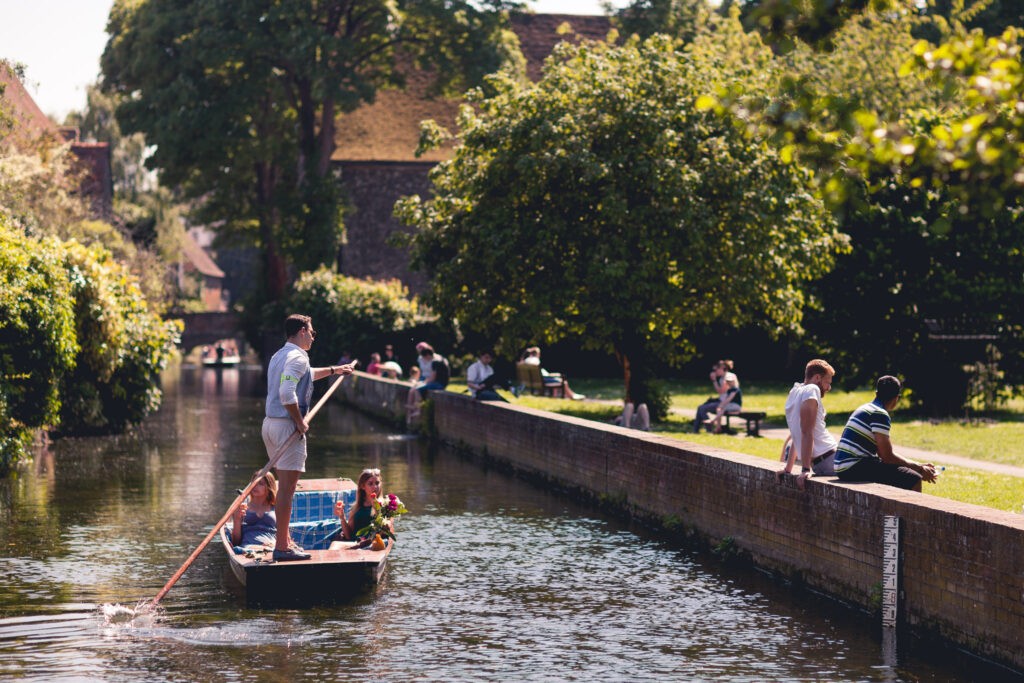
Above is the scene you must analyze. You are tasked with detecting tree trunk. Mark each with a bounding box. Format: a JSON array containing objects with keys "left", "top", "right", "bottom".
[{"left": 616, "top": 329, "right": 652, "bottom": 410}]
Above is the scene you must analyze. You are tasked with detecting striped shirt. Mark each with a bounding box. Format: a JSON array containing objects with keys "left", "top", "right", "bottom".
[{"left": 834, "top": 399, "right": 891, "bottom": 473}]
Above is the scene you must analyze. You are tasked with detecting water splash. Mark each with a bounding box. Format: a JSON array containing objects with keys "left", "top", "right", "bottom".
[{"left": 98, "top": 601, "right": 160, "bottom": 628}]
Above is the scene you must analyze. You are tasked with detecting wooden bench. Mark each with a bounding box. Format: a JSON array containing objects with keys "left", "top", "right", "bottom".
[
  {"left": 516, "top": 363, "right": 561, "bottom": 397},
  {"left": 723, "top": 411, "right": 767, "bottom": 437}
]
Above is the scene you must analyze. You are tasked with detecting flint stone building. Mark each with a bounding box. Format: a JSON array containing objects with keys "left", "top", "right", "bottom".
[{"left": 332, "top": 13, "right": 609, "bottom": 293}]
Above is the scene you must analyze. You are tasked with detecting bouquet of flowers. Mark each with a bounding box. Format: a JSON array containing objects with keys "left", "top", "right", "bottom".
[{"left": 355, "top": 493, "right": 408, "bottom": 542}]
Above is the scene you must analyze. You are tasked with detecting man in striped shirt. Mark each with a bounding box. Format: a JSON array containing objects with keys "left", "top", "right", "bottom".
[{"left": 834, "top": 375, "right": 938, "bottom": 491}]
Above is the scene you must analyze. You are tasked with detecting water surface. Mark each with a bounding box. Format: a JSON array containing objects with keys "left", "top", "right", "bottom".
[{"left": 0, "top": 366, "right": 1014, "bottom": 681}]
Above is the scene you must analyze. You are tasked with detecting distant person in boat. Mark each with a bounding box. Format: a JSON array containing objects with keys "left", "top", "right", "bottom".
[
  {"left": 231, "top": 471, "right": 277, "bottom": 551},
  {"left": 333, "top": 468, "right": 394, "bottom": 541},
  {"left": 264, "top": 314, "right": 355, "bottom": 562}
]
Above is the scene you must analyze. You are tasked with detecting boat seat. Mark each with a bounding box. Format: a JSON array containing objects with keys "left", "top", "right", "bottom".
[{"left": 289, "top": 488, "right": 358, "bottom": 550}]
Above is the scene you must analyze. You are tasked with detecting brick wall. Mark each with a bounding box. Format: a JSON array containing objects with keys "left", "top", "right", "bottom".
[
  {"left": 335, "top": 376, "right": 1024, "bottom": 670},
  {"left": 336, "top": 370, "right": 411, "bottom": 427}
]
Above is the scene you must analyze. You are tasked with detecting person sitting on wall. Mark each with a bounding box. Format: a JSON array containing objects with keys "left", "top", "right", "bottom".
[
  {"left": 379, "top": 360, "right": 403, "bottom": 379},
  {"left": 467, "top": 350, "right": 509, "bottom": 402},
  {"left": 519, "top": 346, "right": 584, "bottom": 400},
  {"left": 406, "top": 345, "right": 450, "bottom": 422},
  {"left": 833, "top": 375, "right": 938, "bottom": 492},
  {"left": 778, "top": 359, "right": 838, "bottom": 490}
]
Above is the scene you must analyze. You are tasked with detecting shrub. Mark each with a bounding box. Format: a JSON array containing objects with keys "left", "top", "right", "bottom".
[
  {"left": 271, "top": 268, "right": 428, "bottom": 367},
  {"left": 57, "top": 241, "right": 180, "bottom": 434},
  {"left": 0, "top": 222, "right": 78, "bottom": 471}
]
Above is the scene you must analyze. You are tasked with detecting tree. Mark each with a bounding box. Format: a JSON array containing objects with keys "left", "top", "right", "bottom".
[
  {"left": 102, "top": 0, "right": 526, "bottom": 303},
  {"left": 605, "top": 0, "right": 710, "bottom": 43},
  {"left": 698, "top": 4, "right": 1024, "bottom": 411},
  {"left": 397, "top": 37, "right": 844, "bottom": 411}
]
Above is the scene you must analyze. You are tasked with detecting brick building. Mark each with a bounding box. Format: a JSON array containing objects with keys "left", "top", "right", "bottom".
[
  {"left": 332, "top": 13, "right": 610, "bottom": 293},
  {"left": 0, "top": 62, "right": 113, "bottom": 217}
]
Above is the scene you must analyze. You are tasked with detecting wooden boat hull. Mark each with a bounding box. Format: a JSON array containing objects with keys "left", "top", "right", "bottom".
[
  {"left": 202, "top": 356, "right": 241, "bottom": 367},
  {"left": 220, "top": 478, "right": 391, "bottom": 607}
]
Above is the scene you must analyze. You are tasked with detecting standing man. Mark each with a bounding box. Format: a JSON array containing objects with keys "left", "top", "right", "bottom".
[
  {"left": 834, "top": 375, "right": 938, "bottom": 491},
  {"left": 264, "top": 314, "right": 354, "bottom": 561},
  {"left": 778, "top": 359, "right": 837, "bottom": 490}
]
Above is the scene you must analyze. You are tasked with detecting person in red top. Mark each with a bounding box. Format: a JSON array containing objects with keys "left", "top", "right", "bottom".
[{"left": 365, "top": 352, "right": 382, "bottom": 376}]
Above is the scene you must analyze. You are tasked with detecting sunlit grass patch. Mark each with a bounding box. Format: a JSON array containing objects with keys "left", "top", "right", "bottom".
[{"left": 654, "top": 419, "right": 1024, "bottom": 513}]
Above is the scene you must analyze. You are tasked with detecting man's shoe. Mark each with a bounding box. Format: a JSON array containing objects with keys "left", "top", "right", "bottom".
[{"left": 273, "top": 548, "right": 311, "bottom": 562}]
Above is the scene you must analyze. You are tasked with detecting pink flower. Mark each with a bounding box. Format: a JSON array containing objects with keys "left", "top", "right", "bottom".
[
  {"left": 389, "top": 494, "right": 397, "bottom": 501},
  {"left": 388, "top": 499, "right": 398, "bottom": 511}
]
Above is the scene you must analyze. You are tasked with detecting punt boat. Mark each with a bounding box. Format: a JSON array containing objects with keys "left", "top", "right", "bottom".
[{"left": 219, "top": 477, "right": 392, "bottom": 607}]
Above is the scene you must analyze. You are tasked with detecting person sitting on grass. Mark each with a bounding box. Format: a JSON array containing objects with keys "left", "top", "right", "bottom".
[
  {"left": 519, "top": 346, "right": 584, "bottom": 400},
  {"left": 230, "top": 471, "right": 277, "bottom": 551},
  {"left": 833, "top": 375, "right": 938, "bottom": 492},
  {"left": 467, "top": 350, "right": 509, "bottom": 402}
]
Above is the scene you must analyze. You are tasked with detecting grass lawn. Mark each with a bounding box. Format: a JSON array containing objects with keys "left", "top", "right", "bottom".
[
  {"left": 655, "top": 425, "right": 1024, "bottom": 513},
  {"left": 570, "top": 378, "right": 1024, "bottom": 467},
  {"left": 444, "top": 377, "right": 1024, "bottom": 512}
]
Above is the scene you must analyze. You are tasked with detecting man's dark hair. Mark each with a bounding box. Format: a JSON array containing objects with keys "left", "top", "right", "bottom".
[
  {"left": 285, "top": 314, "right": 311, "bottom": 338},
  {"left": 876, "top": 375, "right": 902, "bottom": 403}
]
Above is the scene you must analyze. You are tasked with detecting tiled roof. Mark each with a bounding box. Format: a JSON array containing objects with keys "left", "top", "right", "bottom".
[
  {"left": 331, "top": 13, "right": 611, "bottom": 163},
  {"left": 0, "top": 61, "right": 60, "bottom": 151},
  {"left": 180, "top": 228, "right": 226, "bottom": 278}
]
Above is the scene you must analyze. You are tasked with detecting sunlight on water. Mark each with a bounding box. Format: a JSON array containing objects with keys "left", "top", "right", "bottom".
[{"left": 0, "top": 367, "right": 1008, "bottom": 681}]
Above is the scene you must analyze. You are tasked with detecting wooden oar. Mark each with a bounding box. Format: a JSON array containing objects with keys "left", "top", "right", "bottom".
[{"left": 147, "top": 369, "right": 353, "bottom": 607}]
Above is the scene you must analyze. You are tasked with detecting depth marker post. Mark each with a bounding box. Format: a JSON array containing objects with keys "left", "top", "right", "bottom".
[{"left": 881, "top": 515, "right": 902, "bottom": 664}]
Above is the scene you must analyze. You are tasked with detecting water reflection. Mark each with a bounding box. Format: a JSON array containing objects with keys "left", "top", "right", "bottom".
[{"left": 0, "top": 367, "right": 1015, "bottom": 681}]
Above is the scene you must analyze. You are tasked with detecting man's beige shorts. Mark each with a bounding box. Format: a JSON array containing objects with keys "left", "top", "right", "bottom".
[{"left": 262, "top": 416, "right": 306, "bottom": 472}]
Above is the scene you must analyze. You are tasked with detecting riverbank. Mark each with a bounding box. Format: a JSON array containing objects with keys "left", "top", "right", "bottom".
[{"left": 336, "top": 371, "right": 1024, "bottom": 673}]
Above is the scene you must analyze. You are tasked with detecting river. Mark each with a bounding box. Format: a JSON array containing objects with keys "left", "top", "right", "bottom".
[{"left": 0, "top": 366, "right": 1013, "bottom": 681}]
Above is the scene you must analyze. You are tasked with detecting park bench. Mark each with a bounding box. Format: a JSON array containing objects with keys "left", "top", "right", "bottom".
[
  {"left": 723, "top": 411, "right": 767, "bottom": 437},
  {"left": 516, "top": 363, "right": 561, "bottom": 397}
]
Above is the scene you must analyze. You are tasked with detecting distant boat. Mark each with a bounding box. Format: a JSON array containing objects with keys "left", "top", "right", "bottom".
[
  {"left": 201, "top": 353, "right": 240, "bottom": 367},
  {"left": 201, "top": 341, "right": 241, "bottom": 367},
  {"left": 219, "top": 477, "right": 392, "bottom": 607}
]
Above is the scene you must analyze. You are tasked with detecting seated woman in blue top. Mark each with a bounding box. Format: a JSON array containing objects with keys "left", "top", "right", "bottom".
[
  {"left": 231, "top": 471, "right": 277, "bottom": 550},
  {"left": 333, "top": 468, "right": 394, "bottom": 541}
]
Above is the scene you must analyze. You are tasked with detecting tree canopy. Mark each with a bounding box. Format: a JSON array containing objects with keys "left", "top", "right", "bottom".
[
  {"left": 398, "top": 36, "right": 844, "bottom": 408},
  {"left": 102, "top": 0, "right": 526, "bottom": 301}
]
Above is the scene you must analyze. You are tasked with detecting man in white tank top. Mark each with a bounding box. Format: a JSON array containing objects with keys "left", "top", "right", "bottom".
[{"left": 778, "top": 359, "right": 837, "bottom": 490}]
